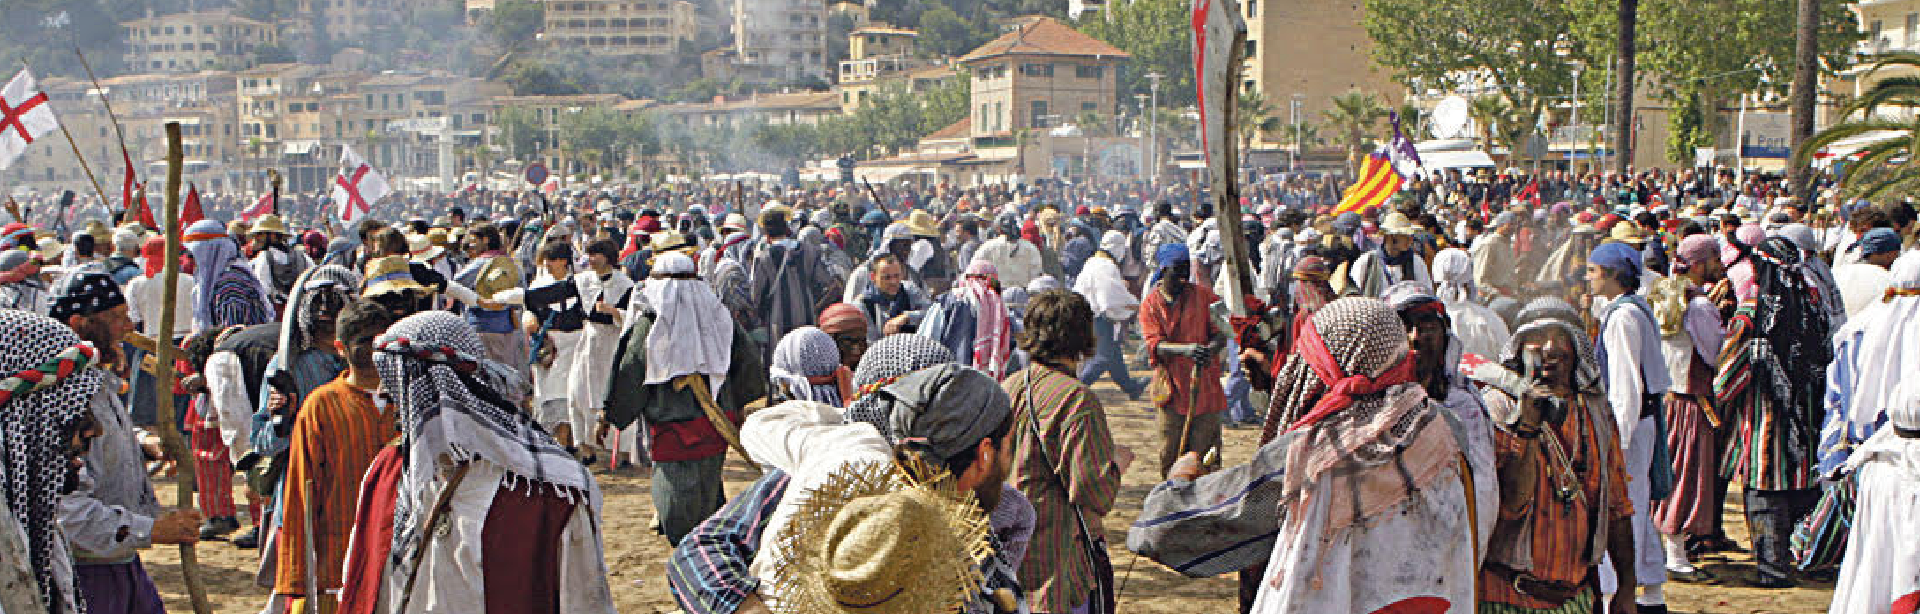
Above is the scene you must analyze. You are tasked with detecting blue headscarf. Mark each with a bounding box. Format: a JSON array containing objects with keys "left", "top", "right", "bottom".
[
  {"left": 1149, "top": 242, "right": 1191, "bottom": 284},
  {"left": 1588, "top": 242, "right": 1642, "bottom": 274}
]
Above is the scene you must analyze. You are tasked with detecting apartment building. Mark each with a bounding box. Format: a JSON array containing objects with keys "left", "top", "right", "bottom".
[
  {"left": 541, "top": 0, "right": 699, "bottom": 55},
  {"left": 122, "top": 11, "right": 277, "bottom": 73},
  {"left": 732, "top": 0, "right": 827, "bottom": 84}
]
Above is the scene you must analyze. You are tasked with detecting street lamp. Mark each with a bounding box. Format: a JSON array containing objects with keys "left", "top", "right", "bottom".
[
  {"left": 1135, "top": 93, "right": 1149, "bottom": 177},
  {"left": 1290, "top": 93, "right": 1304, "bottom": 171},
  {"left": 1146, "top": 71, "right": 1163, "bottom": 186}
]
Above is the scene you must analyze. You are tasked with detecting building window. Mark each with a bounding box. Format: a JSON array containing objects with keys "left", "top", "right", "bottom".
[
  {"left": 1908, "top": 13, "right": 1918, "bottom": 47},
  {"left": 1030, "top": 100, "right": 1048, "bottom": 128},
  {"left": 1075, "top": 65, "right": 1102, "bottom": 79},
  {"left": 1247, "top": 0, "right": 1256, "bottom": 17},
  {"left": 1245, "top": 39, "right": 1256, "bottom": 58},
  {"left": 1082, "top": 101, "right": 1096, "bottom": 111},
  {"left": 1022, "top": 63, "right": 1052, "bottom": 77}
]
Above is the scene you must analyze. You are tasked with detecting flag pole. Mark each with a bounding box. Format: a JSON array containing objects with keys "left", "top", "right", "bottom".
[
  {"left": 17, "top": 59, "right": 115, "bottom": 216},
  {"left": 153, "top": 121, "right": 215, "bottom": 614},
  {"left": 73, "top": 46, "right": 139, "bottom": 215}
]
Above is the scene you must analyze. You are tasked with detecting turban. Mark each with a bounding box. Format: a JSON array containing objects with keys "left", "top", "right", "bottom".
[
  {"left": 1292, "top": 255, "right": 1331, "bottom": 281},
  {"left": 1154, "top": 242, "right": 1190, "bottom": 269},
  {"left": 818, "top": 302, "right": 869, "bottom": 336},
  {"left": 1673, "top": 234, "right": 1719, "bottom": 273}
]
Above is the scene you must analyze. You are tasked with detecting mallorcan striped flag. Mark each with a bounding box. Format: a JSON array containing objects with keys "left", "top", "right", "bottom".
[
  {"left": 1335, "top": 111, "right": 1422, "bottom": 215},
  {"left": 1334, "top": 148, "right": 1401, "bottom": 214}
]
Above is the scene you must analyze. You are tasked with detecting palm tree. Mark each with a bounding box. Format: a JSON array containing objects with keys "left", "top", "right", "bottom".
[
  {"left": 1468, "top": 95, "right": 1512, "bottom": 154},
  {"left": 1321, "top": 90, "right": 1389, "bottom": 177},
  {"left": 1236, "top": 90, "right": 1284, "bottom": 168},
  {"left": 1396, "top": 102, "right": 1426, "bottom": 140},
  {"left": 1792, "top": 52, "right": 1920, "bottom": 202}
]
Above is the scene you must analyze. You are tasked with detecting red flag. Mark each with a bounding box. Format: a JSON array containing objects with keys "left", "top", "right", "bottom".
[
  {"left": 178, "top": 184, "right": 205, "bottom": 232},
  {"left": 241, "top": 193, "right": 272, "bottom": 221},
  {"left": 122, "top": 150, "right": 158, "bottom": 229}
]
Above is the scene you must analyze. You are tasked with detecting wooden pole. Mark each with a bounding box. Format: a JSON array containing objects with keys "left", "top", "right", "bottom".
[
  {"left": 73, "top": 46, "right": 139, "bottom": 217},
  {"left": 152, "top": 121, "right": 215, "bottom": 614}
]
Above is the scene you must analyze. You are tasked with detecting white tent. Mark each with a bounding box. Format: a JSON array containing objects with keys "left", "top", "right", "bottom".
[{"left": 1414, "top": 139, "right": 1497, "bottom": 170}]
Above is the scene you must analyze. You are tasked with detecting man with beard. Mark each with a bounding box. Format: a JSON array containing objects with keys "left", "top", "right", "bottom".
[
  {"left": 46, "top": 274, "right": 203, "bottom": 614},
  {"left": 1386, "top": 283, "right": 1496, "bottom": 460},
  {"left": 2, "top": 311, "right": 130, "bottom": 613},
  {"left": 1348, "top": 212, "right": 1433, "bottom": 298},
  {"left": 1461, "top": 298, "right": 1641, "bottom": 614}
]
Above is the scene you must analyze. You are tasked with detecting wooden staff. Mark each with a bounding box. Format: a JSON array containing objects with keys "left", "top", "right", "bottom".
[
  {"left": 4, "top": 197, "right": 22, "bottom": 223},
  {"left": 152, "top": 121, "right": 214, "bottom": 614}
]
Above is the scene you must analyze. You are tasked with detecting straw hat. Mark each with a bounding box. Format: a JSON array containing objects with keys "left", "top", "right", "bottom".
[
  {"left": 407, "top": 233, "right": 445, "bottom": 263},
  {"left": 362, "top": 255, "right": 426, "bottom": 297},
  {"left": 1610, "top": 220, "right": 1651, "bottom": 245},
  {"left": 426, "top": 227, "right": 450, "bottom": 247},
  {"left": 250, "top": 214, "right": 290, "bottom": 236},
  {"left": 772, "top": 460, "right": 990, "bottom": 614},
  {"left": 651, "top": 231, "right": 693, "bottom": 253},
  {"left": 1379, "top": 211, "right": 1418, "bottom": 236},
  {"left": 904, "top": 209, "right": 940, "bottom": 237}
]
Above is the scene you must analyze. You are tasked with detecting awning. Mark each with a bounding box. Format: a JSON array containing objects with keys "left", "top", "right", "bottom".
[
  {"left": 1418, "top": 150, "right": 1496, "bottom": 170},
  {"left": 1814, "top": 130, "right": 1902, "bottom": 160},
  {"left": 283, "top": 140, "right": 321, "bottom": 155}
]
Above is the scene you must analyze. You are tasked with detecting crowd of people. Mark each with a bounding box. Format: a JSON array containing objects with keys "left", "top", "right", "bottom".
[{"left": 0, "top": 163, "right": 1915, "bottom": 614}]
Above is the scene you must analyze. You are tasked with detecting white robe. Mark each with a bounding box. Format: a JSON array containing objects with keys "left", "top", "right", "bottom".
[
  {"left": 1827, "top": 423, "right": 1920, "bottom": 614},
  {"left": 1252, "top": 415, "right": 1495, "bottom": 614},
  {"left": 566, "top": 270, "right": 633, "bottom": 421}
]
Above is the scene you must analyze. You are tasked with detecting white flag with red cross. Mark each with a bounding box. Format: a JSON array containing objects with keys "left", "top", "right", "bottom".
[
  {"left": 331, "top": 145, "right": 390, "bottom": 222},
  {"left": 0, "top": 69, "right": 60, "bottom": 170}
]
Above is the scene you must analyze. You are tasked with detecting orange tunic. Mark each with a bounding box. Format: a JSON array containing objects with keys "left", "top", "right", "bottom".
[
  {"left": 275, "top": 375, "right": 400, "bottom": 596},
  {"left": 1139, "top": 283, "right": 1226, "bottom": 416}
]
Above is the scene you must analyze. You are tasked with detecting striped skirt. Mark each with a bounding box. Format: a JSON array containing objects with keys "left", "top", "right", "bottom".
[{"left": 1656, "top": 394, "right": 1720, "bottom": 536}]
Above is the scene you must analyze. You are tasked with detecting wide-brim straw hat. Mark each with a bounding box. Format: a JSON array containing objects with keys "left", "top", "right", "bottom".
[
  {"left": 772, "top": 460, "right": 991, "bottom": 614},
  {"left": 250, "top": 214, "right": 289, "bottom": 235},
  {"left": 363, "top": 255, "right": 427, "bottom": 297},
  {"left": 407, "top": 233, "right": 444, "bottom": 263},
  {"left": 905, "top": 209, "right": 940, "bottom": 237}
]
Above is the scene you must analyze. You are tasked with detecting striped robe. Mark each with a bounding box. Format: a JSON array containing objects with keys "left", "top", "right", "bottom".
[{"left": 275, "top": 376, "right": 399, "bottom": 598}]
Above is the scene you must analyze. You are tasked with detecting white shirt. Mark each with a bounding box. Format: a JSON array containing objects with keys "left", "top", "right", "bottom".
[{"left": 125, "top": 273, "right": 196, "bottom": 340}]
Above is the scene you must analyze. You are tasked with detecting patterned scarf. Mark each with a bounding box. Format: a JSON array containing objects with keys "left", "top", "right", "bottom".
[
  {"left": 844, "top": 333, "right": 955, "bottom": 434},
  {"left": 770, "top": 326, "right": 850, "bottom": 407},
  {"left": 1262, "top": 298, "right": 1457, "bottom": 536},
  {"left": 0, "top": 311, "right": 103, "bottom": 612},
  {"left": 952, "top": 261, "right": 1011, "bottom": 379},
  {"left": 374, "top": 311, "right": 596, "bottom": 582}
]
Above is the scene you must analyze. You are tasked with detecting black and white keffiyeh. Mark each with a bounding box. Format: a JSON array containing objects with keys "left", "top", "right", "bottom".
[
  {"left": 0, "top": 309, "right": 103, "bottom": 612},
  {"left": 374, "top": 311, "right": 597, "bottom": 575},
  {"left": 844, "top": 333, "right": 955, "bottom": 433},
  {"left": 770, "top": 326, "right": 845, "bottom": 406}
]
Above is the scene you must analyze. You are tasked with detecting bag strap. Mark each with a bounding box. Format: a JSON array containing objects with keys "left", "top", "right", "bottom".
[{"left": 1017, "top": 368, "right": 1111, "bottom": 614}]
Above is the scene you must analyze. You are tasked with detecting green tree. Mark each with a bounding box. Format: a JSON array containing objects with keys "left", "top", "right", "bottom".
[
  {"left": 1366, "top": 0, "right": 1577, "bottom": 113},
  {"left": 1322, "top": 90, "right": 1389, "bottom": 176},
  {"left": 919, "top": 5, "right": 989, "bottom": 58},
  {"left": 501, "top": 59, "right": 582, "bottom": 95},
  {"left": 1237, "top": 90, "right": 1283, "bottom": 165},
  {"left": 1077, "top": 0, "right": 1193, "bottom": 105},
  {"left": 1665, "top": 89, "right": 1711, "bottom": 165},
  {"left": 490, "top": 0, "right": 546, "bottom": 51},
  {"left": 1468, "top": 95, "right": 1511, "bottom": 155},
  {"left": 495, "top": 106, "right": 542, "bottom": 161},
  {"left": 1791, "top": 52, "right": 1920, "bottom": 202}
]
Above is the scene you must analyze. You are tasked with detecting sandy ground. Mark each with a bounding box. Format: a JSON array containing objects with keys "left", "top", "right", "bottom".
[{"left": 142, "top": 378, "right": 1837, "bottom": 614}]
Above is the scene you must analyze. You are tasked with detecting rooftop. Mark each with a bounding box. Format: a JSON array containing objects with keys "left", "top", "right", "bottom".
[{"left": 957, "top": 16, "right": 1129, "bottom": 63}]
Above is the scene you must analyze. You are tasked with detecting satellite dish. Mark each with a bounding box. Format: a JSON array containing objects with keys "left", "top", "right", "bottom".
[{"left": 1431, "top": 96, "right": 1470, "bottom": 140}]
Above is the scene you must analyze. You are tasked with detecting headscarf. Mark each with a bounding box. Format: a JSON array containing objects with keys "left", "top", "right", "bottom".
[
  {"left": 1472, "top": 297, "right": 1602, "bottom": 393},
  {"left": 1098, "top": 230, "right": 1127, "bottom": 258},
  {"left": 1833, "top": 252, "right": 1920, "bottom": 446},
  {"left": 844, "top": 334, "right": 955, "bottom": 430},
  {"left": 185, "top": 219, "right": 273, "bottom": 330},
  {"left": 1734, "top": 238, "right": 1833, "bottom": 476},
  {"left": 1672, "top": 234, "right": 1719, "bottom": 275},
  {"left": 770, "top": 326, "right": 850, "bottom": 407},
  {"left": 46, "top": 272, "right": 126, "bottom": 321},
  {"left": 952, "top": 260, "right": 1012, "bottom": 379},
  {"left": 0, "top": 249, "right": 41, "bottom": 286},
  {"left": 876, "top": 363, "right": 1013, "bottom": 462},
  {"left": 285, "top": 264, "right": 362, "bottom": 354},
  {"left": 139, "top": 235, "right": 169, "bottom": 278},
  {"left": 373, "top": 311, "right": 594, "bottom": 582},
  {"left": 1430, "top": 248, "right": 1475, "bottom": 304},
  {"left": 1150, "top": 242, "right": 1190, "bottom": 284},
  {"left": 1588, "top": 242, "right": 1642, "bottom": 275},
  {"left": 1260, "top": 297, "right": 1456, "bottom": 536},
  {"left": 1289, "top": 256, "right": 1337, "bottom": 313},
  {"left": 637, "top": 252, "right": 733, "bottom": 397},
  {"left": 0, "top": 310, "right": 103, "bottom": 610},
  {"left": 818, "top": 302, "right": 868, "bottom": 338},
  {"left": 1073, "top": 239, "right": 1137, "bottom": 321}
]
